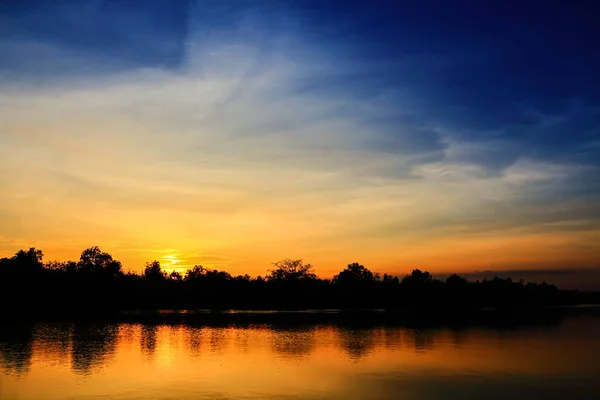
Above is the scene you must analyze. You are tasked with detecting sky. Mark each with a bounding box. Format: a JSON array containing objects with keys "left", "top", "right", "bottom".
[{"left": 1, "top": 0, "right": 599, "bottom": 288}]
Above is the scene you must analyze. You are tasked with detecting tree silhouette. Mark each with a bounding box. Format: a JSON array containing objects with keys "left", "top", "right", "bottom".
[
  {"left": 79, "top": 246, "right": 122, "bottom": 277},
  {"left": 446, "top": 273, "right": 469, "bottom": 288},
  {"left": 333, "top": 263, "right": 379, "bottom": 284},
  {"left": 0, "top": 246, "right": 590, "bottom": 314},
  {"left": 46, "top": 260, "right": 78, "bottom": 273},
  {"left": 185, "top": 265, "right": 208, "bottom": 281},
  {"left": 3, "top": 248, "right": 45, "bottom": 275},
  {"left": 143, "top": 261, "right": 166, "bottom": 281},
  {"left": 169, "top": 271, "right": 183, "bottom": 281},
  {"left": 401, "top": 269, "right": 437, "bottom": 289},
  {"left": 267, "top": 259, "right": 317, "bottom": 281},
  {"left": 382, "top": 273, "right": 400, "bottom": 285}
]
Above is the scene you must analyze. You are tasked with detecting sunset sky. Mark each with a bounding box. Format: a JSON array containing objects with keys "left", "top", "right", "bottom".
[{"left": 1, "top": 1, "right": 599, "bottom": 287}]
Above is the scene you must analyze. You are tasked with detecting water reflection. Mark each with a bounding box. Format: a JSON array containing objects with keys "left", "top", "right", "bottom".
[
  {"left": 140, "top": 324, "right": 157, "bottom": 359},
  {"left": 71, "top": 323, "right": 119, "bottom": 375},
  {"left": 34, "top": 322, "right": 71, "bottom": 370},
  {"left": 412, "top": 329, "right": 435, "bottom": 353},
  {"left": 186, "top": 326, "right": 205, "bottom": 356},
  {"left": 209, "top": 328, "right": 229, "bottom": 354},
  {"left": 0, "top": 324, "right": 34, "bottom": 377},
  {"left": 1, "top": 312, "right": 600, "bottom": 400},
  {"left": 337, "top": 329, "right": 375, "bottom": 361},
  {"left": 270, "top": 327, "right": 316, "bottom": 359}
]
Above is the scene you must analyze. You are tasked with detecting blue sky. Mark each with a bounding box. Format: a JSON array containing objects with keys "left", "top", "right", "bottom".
[{"left": 1, "top": 0, "right": 599, "bottom": 287}]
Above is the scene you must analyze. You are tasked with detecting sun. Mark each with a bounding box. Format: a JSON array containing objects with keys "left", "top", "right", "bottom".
[{"left": 162, "top": 254, "right": 181, "bottom": 272}]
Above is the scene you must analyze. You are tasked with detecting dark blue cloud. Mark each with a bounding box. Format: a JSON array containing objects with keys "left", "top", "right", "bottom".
[
  {"left": 0, "top": 0, "right": 191, "bottom": 76},
  {"left": 289, "top": 1, "right": 600, "bottom": 159}
]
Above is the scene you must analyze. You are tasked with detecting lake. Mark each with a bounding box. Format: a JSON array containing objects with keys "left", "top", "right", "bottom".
[{"left": 2, "top": 310, "right": 600, "bottom": 399}]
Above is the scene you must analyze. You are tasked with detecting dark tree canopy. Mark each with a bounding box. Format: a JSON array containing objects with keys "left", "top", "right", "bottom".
[
  {"left": 143, "top": 261, "right": 166, "bottom": 281},
  {"left": 401, "top": 269, "right": 435, "bottom": 287},
  {"left": 446, "top": 273, "right": 469, "bottom": 287},
  {"left": 267, "top": 259, "right": 317, "bottom": 281},
  {"left": 13, "top": 248, "right": 44, "bottom": 272},
  {"left": 0, "top": 246, "right": 591, "bottom": 315},
  {"left": 333, "top": 263, "right": 379, "bottom": 284},
  {"left": 79, "top": 246, "right": 122, "bottom": 277}
]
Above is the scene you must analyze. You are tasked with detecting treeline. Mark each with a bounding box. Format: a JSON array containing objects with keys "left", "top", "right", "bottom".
[{"left": 0, "top": 247, "right": 593, "bottom": 314}]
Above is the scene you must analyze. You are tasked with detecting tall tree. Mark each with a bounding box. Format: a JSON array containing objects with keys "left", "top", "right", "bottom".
[
  {"left": 267, "top": 259, "right": 316, "bottom": 281},
  {"left": 78, "top": 246, "right": 122, "bottom": 277},
  {"left": 333, "top": 263, "right": 378, "bottom": 284}
]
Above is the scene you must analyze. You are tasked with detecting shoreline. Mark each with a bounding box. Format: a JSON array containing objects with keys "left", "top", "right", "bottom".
[{"left": 4, "top": 304, "right": 600, "bottom": 328}]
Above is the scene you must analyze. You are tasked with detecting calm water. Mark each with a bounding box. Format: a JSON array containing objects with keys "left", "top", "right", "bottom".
[{"left": 2, "top": 312, "right": 600, "bottom": 400}]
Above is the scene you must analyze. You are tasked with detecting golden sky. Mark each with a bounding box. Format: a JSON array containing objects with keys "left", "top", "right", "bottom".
[{"left": 1, "top": 74, "right": 598, "bottom": 279}]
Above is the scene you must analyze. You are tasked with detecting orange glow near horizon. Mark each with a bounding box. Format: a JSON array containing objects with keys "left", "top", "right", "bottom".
[
  {"left": 1, "top": 33, "right": 599, "bottom": 289},
  {"left": 1, "top": 226, "right": 599, "bottom": 284}
]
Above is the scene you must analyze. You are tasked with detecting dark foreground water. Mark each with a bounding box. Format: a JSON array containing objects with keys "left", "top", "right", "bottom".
[{"left": 1, "top": 311, "right": 600, "bottom": 400}]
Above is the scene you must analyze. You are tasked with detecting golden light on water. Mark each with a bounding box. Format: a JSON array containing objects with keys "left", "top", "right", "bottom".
[{"left": 2, "top": 316, "right": 600, "bottom": 399}]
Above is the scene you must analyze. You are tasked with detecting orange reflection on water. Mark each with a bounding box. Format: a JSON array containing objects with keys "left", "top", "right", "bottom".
[{"left": 1, "top": 315, "right": 600, "bottom": 400}]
